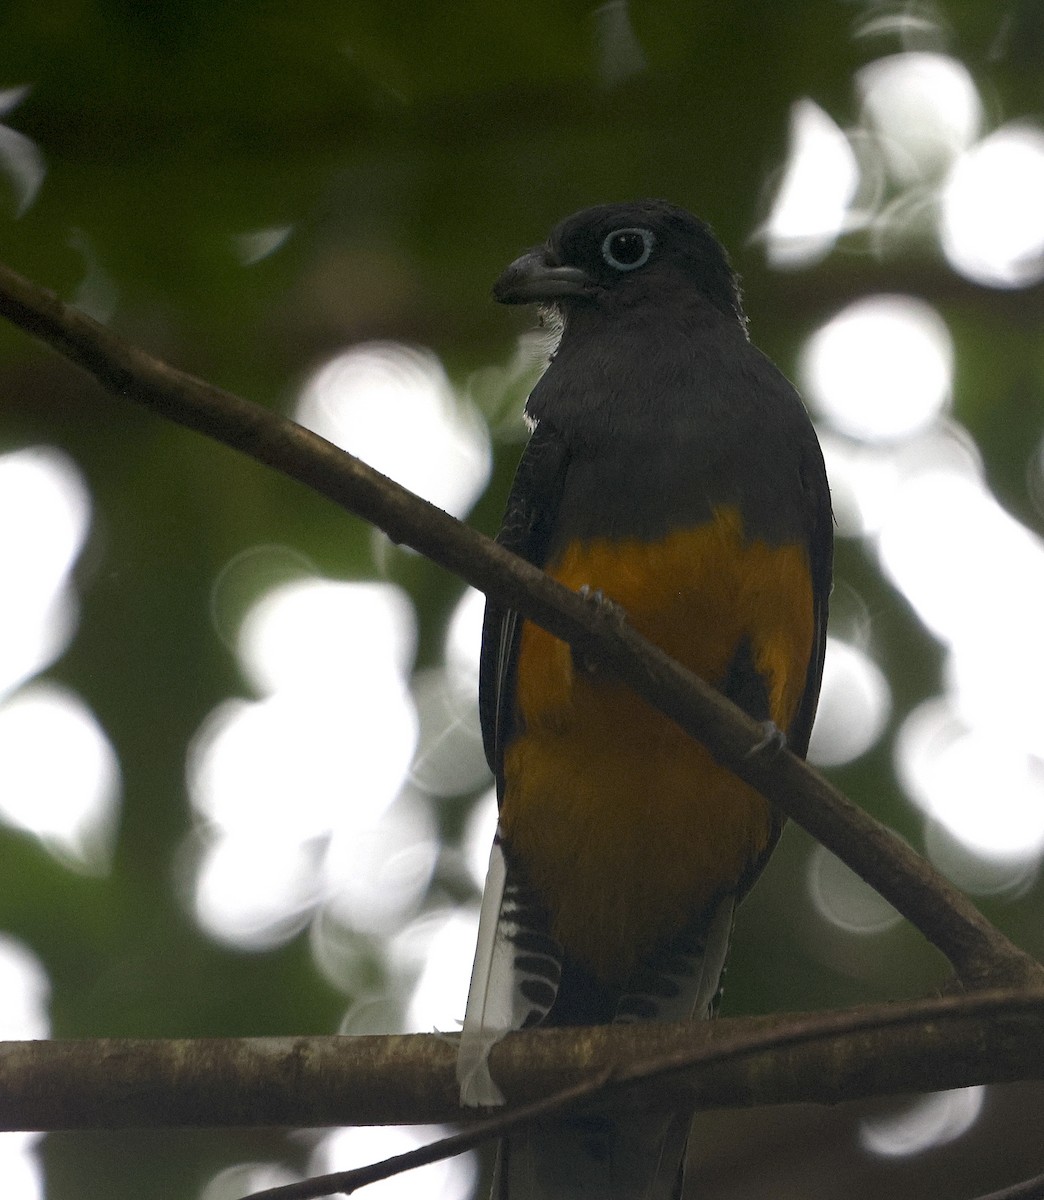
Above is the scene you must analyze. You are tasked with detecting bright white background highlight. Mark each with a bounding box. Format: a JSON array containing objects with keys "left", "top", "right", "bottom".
[
  {"left": 762, "top": 99, "right": 859, "bottom": 266},
  {"left": 0, "top": 683, "right": 121, "bottom": 872},
  {"left": 773, "top": 45, "right": 1044, "bottom": 1010},
  {"left": 807, "top": 638, "right": 891, "bottom": 768},
  {"left": 186, "top": 576, "right": 420, "bottom": 950},
  {"left": 860, "top": 1087, "right": 984, "bottom": 1157},
  {"left": 0, "top": 86, "right": 46, "bottom": 218},
  {"left": 0, "top": 937, "right": 50, "bottom": 1200},
  {"left": 856, "top": 53, "right": 981, "bottom": 183},
  {"left": 801, "top": 295, "right": 952, "bottom": 442},
  {"left": 807, "top": 844, "right": 902, "bottom": 936},
  {"left": 295, "top": 342, "right": 492, "bottom": 519},
  {"left": 0, "top": 447, "right": 91, "bottom": 699},
  {"left": 941, "top": 123, "right": 1044, "bottom": 288}
]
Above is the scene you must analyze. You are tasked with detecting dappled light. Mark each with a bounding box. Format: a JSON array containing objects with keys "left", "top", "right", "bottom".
[
  {"left": 321, "top": 791, "right": 438, "bottom": 937},
  {"left": 0, "top": 447, "right": 118, "bottom": 872},
  {"left": 295, "top": 343, "right": 492, "bottom": 520},
  {"left": 941, "top": 124, "right": 1044, "bottom": 288},
  {"left": 0, "top": 447, "right": 91, "bottom": 699},
  {"left": 234, "top": 225, "right": 295, "bottom": 266},
  {"left": 185, "top": 575, "right": 420, "bottom": 950},
  {"left": 463, "top": 788, "right": 499, "bottom": 891},
  {"left": 800, "top": 295, "right": 952, "bottom": 442},
  {"left": 0, "top": 86, "right": 45, "bottom": 219},
  {"left": 392, "top": 906, "right": 481, "bottom": 1034},
  {"left": 807, "top": 844, "right": 902, "bottom": 936},
  {"left": 807, "top": 637, "right": 891, "bottom": 768},
  {"left": 761, "top": 100, "right": 859, "bottom": 267},
  {"left": 0, "top": 937, "right": 49, "bottom": 1200},
  {"left": 897, "top": 699, "right": 1044, "bottom": 890},
  {"left": 856, "top": 53, "right": 981, "bottom": 185},
  {"left": 0, "top": 683, "right": 120, "bottom": 873},
  {"left": 860, "top": 1087, "right": 985, "bottom": 1157}
]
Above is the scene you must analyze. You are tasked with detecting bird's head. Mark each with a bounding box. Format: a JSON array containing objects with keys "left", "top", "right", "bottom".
[{"left": 493, "top": 200, "right": 745, "bottom": 327}]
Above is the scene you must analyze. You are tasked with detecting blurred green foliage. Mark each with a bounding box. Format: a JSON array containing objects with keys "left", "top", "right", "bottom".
[{"left": 1, "top": 2, "right": 1043, "bottom": 1198}]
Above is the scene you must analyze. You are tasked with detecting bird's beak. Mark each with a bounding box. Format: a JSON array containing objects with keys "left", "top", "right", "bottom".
[{"left": 492, "top": 248, "right": 594, "bottom": 305}]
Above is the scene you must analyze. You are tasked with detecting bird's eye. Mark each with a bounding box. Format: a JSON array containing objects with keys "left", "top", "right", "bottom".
[{"left": 601, "top": 227, "right": 654, "bottom": 271}]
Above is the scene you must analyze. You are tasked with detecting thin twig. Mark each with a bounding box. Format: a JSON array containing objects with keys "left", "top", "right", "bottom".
[
  {"left": 236, "top": 988, "right": 1044, "bottom": 1200},
  {"left": 0, "top": 258, "right": 1040, "bottom": 993},
  {"left": 242, "top": 1071, "right": 612, "bottom": 1199},
  {"left": 968, "top": 1173, "right": 1044, "bottom": 1200}
]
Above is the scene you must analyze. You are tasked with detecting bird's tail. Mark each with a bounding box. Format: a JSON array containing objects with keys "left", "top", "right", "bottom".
[
  {"left": 492, "top": 1108, "right": 693, "bottom": 1199},
  {"left": 486, "top": 895, "right": 735, "bottom": 1198}
]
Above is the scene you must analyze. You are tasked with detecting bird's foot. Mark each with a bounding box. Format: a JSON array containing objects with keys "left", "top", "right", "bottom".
[
  {"left": 745, "top": 720, "right": 787, "bottom": 761},
  {"left": 573, "top": 585, "right": 624, "bottom": 676}
]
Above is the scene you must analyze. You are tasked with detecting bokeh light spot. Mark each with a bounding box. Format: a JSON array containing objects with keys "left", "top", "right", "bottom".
[
  {"left": 807, "top": 637, "right": 891, "bottom": 767},
  {"left": 897, "top": 699, "right": 1044, "bottom": 866},
  {"left": 295, "top": 343, "right": 491, "bottom": 519},
  {"left": 0, "top": 86, "right": 46, "bottom": 218},
  {"left": 208, "top": 544, "right": 317, "bottom": 653},
  {"left": 592, "top": 0, "right": 646, "bottom": 87},
  {"left": 0, "top": 935, "right": 50, "bottom": 1040},
  {"left": 0, "top": 683, "right": 121, "bottom": 873},
  {"left": 190, "top": 831, "right": 325, "bottom": 950},
  {"left": 234, "top": 225, "right": 294, "bottom": 265},
  {"left": 186, "top": 573, "right": 419, "bottom": 951},
  {"left": 463, "top": 788, "right": 499, "bottom": 891},
  {"left": 807, "top": 844, "right": 902, "bottom": 936},
  {"left": 801, "top": 296, "right": 951, "bottom": 442},
  {"left": 941, "top": 123, "right": 1044, "bottom": 288},
  {"left": 0, "top": 937, "right": 49, "bottom": 1200},
  {"left": 390, "top": 907, "right": 479, "bottom": 1034},
  {"left": 444, "top": 587, "right": 485, "bottom": 690},
  {"left": 237, "top": 577, "right": 416, "bottom": 696},
  {"left": 762, "top": 98, "right": 859, "bottom": 266},
  {"left": 188, "top": 684, "right": 415, "bottom": 843},
  {"left": 410, "top": 668, "right": 488, "bottom": 799},
  {"left": 322, "top": 792, "right": 438, "bottom": 937},
  {"left": 923, "top": 819, "right": 1040, "bottom": 899},
  {"left": 860, "top": 1087, "right": 984, "bottom": 1157},
  {"left": 816, "top": 433, "right": 902, "bottom": 538},
  {"left": 857, "top": 53, "right": 981, "bottom": 183},
  {"left": 879, "top": 465, "right": 1044, "bottom": 757},
  {"left": 0, "top": 447, "right": 91, "bottom": 698},
  {"left": 199, "top": 1162, "right": 301, "bottom": 1200}
]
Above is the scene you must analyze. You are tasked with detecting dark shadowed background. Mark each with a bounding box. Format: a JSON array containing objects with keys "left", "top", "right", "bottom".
[{"left": 1, "top": 2, "right": 1043, "bottom": 1197}]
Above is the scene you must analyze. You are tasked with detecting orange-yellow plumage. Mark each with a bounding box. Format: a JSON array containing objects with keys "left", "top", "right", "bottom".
[{"left": 499, "top": 506, "right": 814, "bottom": 984}]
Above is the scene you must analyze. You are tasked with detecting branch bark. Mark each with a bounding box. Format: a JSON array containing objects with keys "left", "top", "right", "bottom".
[
  {"left": 0, "top": 990, "right": 1042, "bottom": 1133},
  {"left": 0, "top": 257, "right": 1040, "bottom": 992}
]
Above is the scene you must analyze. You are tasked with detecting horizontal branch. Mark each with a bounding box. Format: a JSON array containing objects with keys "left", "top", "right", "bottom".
[
  {"left": 1, "top": 258, "right": 1041, "bottom": 991},
  {"left": 1, "top": 991, "right": 1043, "bottom": 1132}
]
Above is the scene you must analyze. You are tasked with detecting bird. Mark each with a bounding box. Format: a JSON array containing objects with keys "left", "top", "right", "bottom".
[{"left": 457, "top": 200, "right": 832, "bottom": 1199}]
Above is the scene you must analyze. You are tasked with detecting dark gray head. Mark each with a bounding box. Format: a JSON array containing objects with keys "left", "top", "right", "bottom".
[{"left": 493, "top": 200, "right": 745, "bottom": 327}]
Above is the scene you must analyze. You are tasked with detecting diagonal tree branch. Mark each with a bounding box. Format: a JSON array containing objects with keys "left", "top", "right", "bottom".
[{"left": 0, "top": 257, "right": 1040, "bottom": 993}]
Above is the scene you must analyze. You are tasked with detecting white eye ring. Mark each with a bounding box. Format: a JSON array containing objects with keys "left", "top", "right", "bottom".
[{"left": 601, "top": 227, "right": 654, "bottom": 271}]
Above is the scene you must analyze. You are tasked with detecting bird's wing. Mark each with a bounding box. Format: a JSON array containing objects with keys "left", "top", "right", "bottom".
[
  {"left": 786, "top": 435, "right": 834, "bottom": 758},
  {"left": 478, "top": 419, "right": 571, "bottom": 785},
  {"left": 460, "top": 420, "right": 570, "bottom": 1108}
]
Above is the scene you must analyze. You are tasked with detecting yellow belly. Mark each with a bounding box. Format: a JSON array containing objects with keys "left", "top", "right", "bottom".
[{"left": 499, "top": 506, "right": 814, "bottom": 984}]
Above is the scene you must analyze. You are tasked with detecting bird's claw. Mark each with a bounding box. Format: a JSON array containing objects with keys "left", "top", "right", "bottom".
[{"left": 746, "top": 720, "right": 787, "bottom": 761}]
